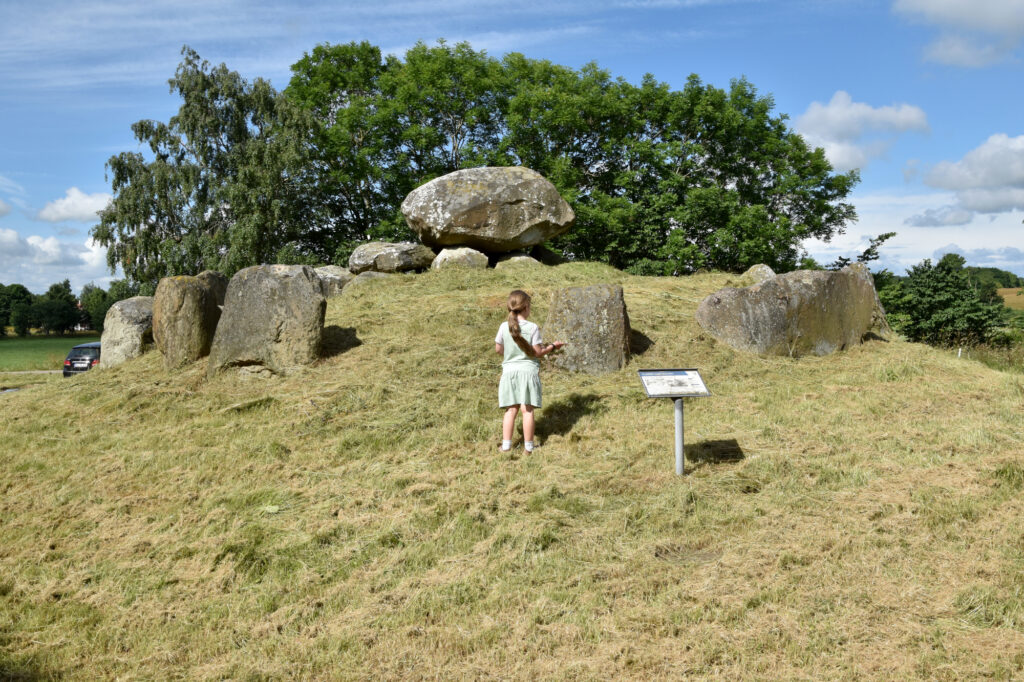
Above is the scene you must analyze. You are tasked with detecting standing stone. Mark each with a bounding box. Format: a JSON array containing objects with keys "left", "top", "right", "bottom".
[
  {"left": 196, "top": 270, "right": 228, "bottom": 307},
  {"left": 543, "top": 284, "right": 631, "bottom": 375},
  {"left": 208, "top": 265, "right": 325, "bottom": 377},
  {"left": 99, "top": 296, "right": 154, "bottom": 369},
  {"left": 315, "top": 265, "right": 354, "bottom": 297},
  {"left": 695, "top": 263, "right": 891, "bottom": 357},
  {"left": 401, "top": 167, "right": 575, "bottom": 252},
  {"left": 431, "top": 247, "right": 488, "bottom": 270},
  {"left": 348, "top": 242, "right": 436, "bottom": 274},
  {"left": 152, "top": 275, "right": 223, "bottom": 369}
]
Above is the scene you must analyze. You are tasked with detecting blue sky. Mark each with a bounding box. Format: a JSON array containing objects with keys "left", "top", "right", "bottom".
[{"left": 1, "top": 0, "right": 1023, "bottom": 294}]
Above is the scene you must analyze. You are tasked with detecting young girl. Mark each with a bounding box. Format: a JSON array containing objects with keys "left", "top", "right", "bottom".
[{"left": 495, "top": 290, "right": 564, "bottom": 452}]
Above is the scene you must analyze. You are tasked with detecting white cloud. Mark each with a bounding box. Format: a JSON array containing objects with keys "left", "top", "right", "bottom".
[
  {"left": 904, "top": 205, "right": 974, "bottom": 227},
  {"left": 894, "top": 0, "right": 1024, "bottom": 67},
  {"left": 923, "top": 34, "right": 1007, "bottom": 68},
  {"left": 804, "top": 189, "right": 1024, "bottom": 277},
  {"left": 893, "top": 0, "right": 1024, "bottom": 36},
  {"left": 795, "top": 91, "right": 929, "bottom": 172},
  {"left": 0, "top": 227, "right": 116, "bottom": 293},
  {"left": 924, "top": 134, "right": 1024, "bottom": 213},
  {"left": 933, "top": 243, "right": 1024, "bottom": 271},
  {"left": 0, "top": 198, "right": 10, "bottom": 217},
  {"left": 37, "top": 187, "right": 111, "bottom": 223}
]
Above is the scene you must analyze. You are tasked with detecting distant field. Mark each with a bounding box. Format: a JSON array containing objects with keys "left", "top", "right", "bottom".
[
  {"left": 999, "top": 288, "right": 1024, "bottom": 310},
  {"left": 0, "top": 333, "right": 100, "bottom": 371}
]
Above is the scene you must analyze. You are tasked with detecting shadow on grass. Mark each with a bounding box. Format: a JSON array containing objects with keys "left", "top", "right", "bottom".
[
  {"left": 685, "top": 438, "right": 745, "bottom": 464},
  {"left": 629, "top": 329, "right": 655, "bottom": 356},
  {"left": 321, "top": 326, "right": 362, "bottom": 359},
  {"left": 538, "top": 393, "right": 604, "bottom": 440}
]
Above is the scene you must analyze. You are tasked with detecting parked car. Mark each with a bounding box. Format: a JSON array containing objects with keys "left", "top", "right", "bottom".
[{"left": 63, "top": 341, "right": 101, "bottom": 377}]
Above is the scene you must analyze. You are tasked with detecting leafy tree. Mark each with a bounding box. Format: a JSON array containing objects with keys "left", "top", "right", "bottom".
[
  {"left": 285, "top": 40, "right": 510, "bottom": 261},
  {"left": 92, "top": 46, "right": 314, "bottom": 289},
  {"left": 964, "top": 266, "right": 1024, "bottom": 290},
  {"left": 879, "top": 253, "right": 1006, "bottom": 346},
  {"left": 108, "top": 279, "right": 140, "bottom": 302},
  {"left": 79, "top": 283, "right": 112, "bottom": 332},
  {"left": 32, "top": 280, "right": 79, "bottom": 335},
  {"left": 99, "top": 41, "right": 858, "bottom": 280},
  {"left": 0, "top": 283, "right": 34, "bottom": 336},
  {"left": 10, "top": 300, "right": 33, "bottom": 337}
]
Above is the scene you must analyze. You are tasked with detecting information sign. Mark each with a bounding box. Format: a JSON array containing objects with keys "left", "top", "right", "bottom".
[
  {"left": 638, "top": 369, "right": 711, "bottom": 475},
  {"left": 637, "top": 369, "right": 710, "bottom": 399}
]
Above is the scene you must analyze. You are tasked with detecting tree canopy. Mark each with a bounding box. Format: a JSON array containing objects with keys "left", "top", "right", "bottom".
[
  {"left": 92, "top": 47, "right": 314, "bottom": 285},
  {"left": 879, "top": 253, "right": 1007, "bottom": 346},
  {"left": 93, "top": 41, "right": 859, "bottom": 288}
]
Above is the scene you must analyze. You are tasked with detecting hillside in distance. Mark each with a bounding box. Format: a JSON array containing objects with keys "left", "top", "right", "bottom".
[{"left": 2, "top": 263, "right": 1024, "bottom": 680}]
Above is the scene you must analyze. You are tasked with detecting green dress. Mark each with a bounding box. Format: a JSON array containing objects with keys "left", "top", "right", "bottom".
[{"left": 497, "top": 320, "right": 543, "bottom": 408}]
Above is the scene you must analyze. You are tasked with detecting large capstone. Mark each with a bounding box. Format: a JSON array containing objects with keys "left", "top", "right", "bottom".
[
  {"left": 543, "top": 284, "right": 631, "bottom": 375},
  {"left": 401, "top": 166, "right": 575, "bottom": 252},
  {"left": 152, "top": 273, "right": 223, "bottom": 369},
  {"left": 100, "top": 296, "right": 154, "bottom": 369},
  {"left": 348, "top": 242, "right": 436, "bottom": 274},
  {"left": 208, "top": 265, "right": 326, "bottom": 377},
  {"left": 695, "top": 263, "right": 891, "bottom": 357}
]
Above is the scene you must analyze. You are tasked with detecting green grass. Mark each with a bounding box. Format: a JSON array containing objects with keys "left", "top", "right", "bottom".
[
  {"left": 2, "top": 264, "right": 1024, "bottom": 680},
  {"left": 0, "top": 333, "right": 100, "bottom": 371}
]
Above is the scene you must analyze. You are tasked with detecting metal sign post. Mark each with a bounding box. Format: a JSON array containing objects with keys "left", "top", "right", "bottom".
[{"left": 638, "top": 369, "right": 711, "bottom": 475}]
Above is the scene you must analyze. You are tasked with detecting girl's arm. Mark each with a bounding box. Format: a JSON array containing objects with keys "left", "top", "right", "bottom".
[
  {"left": 495, "top": 342, "right": 504, "bottom": 355},
  {"left": 532, "top": 341, "right": 565, "bottom": 356}
]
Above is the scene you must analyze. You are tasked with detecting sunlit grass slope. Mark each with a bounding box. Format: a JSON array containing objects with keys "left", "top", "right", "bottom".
[{"left": 2, "top": 263, "right": 1024, "bottom": 680}]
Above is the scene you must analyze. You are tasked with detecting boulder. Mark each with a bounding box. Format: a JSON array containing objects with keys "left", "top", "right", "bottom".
[
  {"left": 431, "top": 247, "right": 488, "bottom": 270},
  {"left": 494, "top": 252, "right": 542, "bottom": 270},
  {"left": 343, "top": 271, "right": 394, "bottom": 292},
  {"left": 315, "top": 265, "right": 354, "bottom": 297},
  {"left": 695, "top": 263, "right": 891, "bottom": 358},
  {"left": 401, "top": 166, "right": 575, "bottom": 252},
  {"left": 196, "top": 270, "right": 228, "bottom": 307},
  {"left": 543, "top": 284, "right": 631, "bottom": 375},
  {"left": 152, "top": 275, "right": 223, "bottom": 369},
  {"left": 742, "top": 264, "right": 776, "bottom": 284},
  {"left": 208, "top": 265, "right": 326, "bottom": 377},
  {"left": 348, "top": 242, "right": 435, "bottom": 274},
  {"left": 99, "top": 296, "right": 154, "bottom": 368}
]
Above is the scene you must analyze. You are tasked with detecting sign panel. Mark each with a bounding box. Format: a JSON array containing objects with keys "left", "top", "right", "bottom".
[{"left": 637, "top": 369, "right": 710, "bottom": 398}]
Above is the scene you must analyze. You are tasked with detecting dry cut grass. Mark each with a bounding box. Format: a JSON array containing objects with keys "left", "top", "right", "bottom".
[
  {"left": 2, "top": 263, "right": 1024, "bottom": 680},
  {"left": 999, "top": 288, "right": 1024, "bottom": 311}
]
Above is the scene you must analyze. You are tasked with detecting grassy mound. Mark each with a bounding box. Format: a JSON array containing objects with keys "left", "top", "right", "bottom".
[{"left": 2, "top": 264, "right": 1023, "bottom": 679}]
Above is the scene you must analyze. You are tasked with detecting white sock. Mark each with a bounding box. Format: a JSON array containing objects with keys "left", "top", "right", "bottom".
[
  {"left": 501, "top": 440, "right": 512, "bottom": 451},
  {"left": 524, "top": 441, "right": 535, "bottom": 452}
]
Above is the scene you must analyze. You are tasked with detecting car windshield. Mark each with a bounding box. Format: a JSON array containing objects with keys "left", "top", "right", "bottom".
[{"left": 71, "top": 347, "right": 100, "bottom": 359}]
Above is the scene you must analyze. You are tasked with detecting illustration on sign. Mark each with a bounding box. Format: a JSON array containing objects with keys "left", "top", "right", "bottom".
[{"left": 637, "top": 369, "right": 710, "bottom": 398}]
